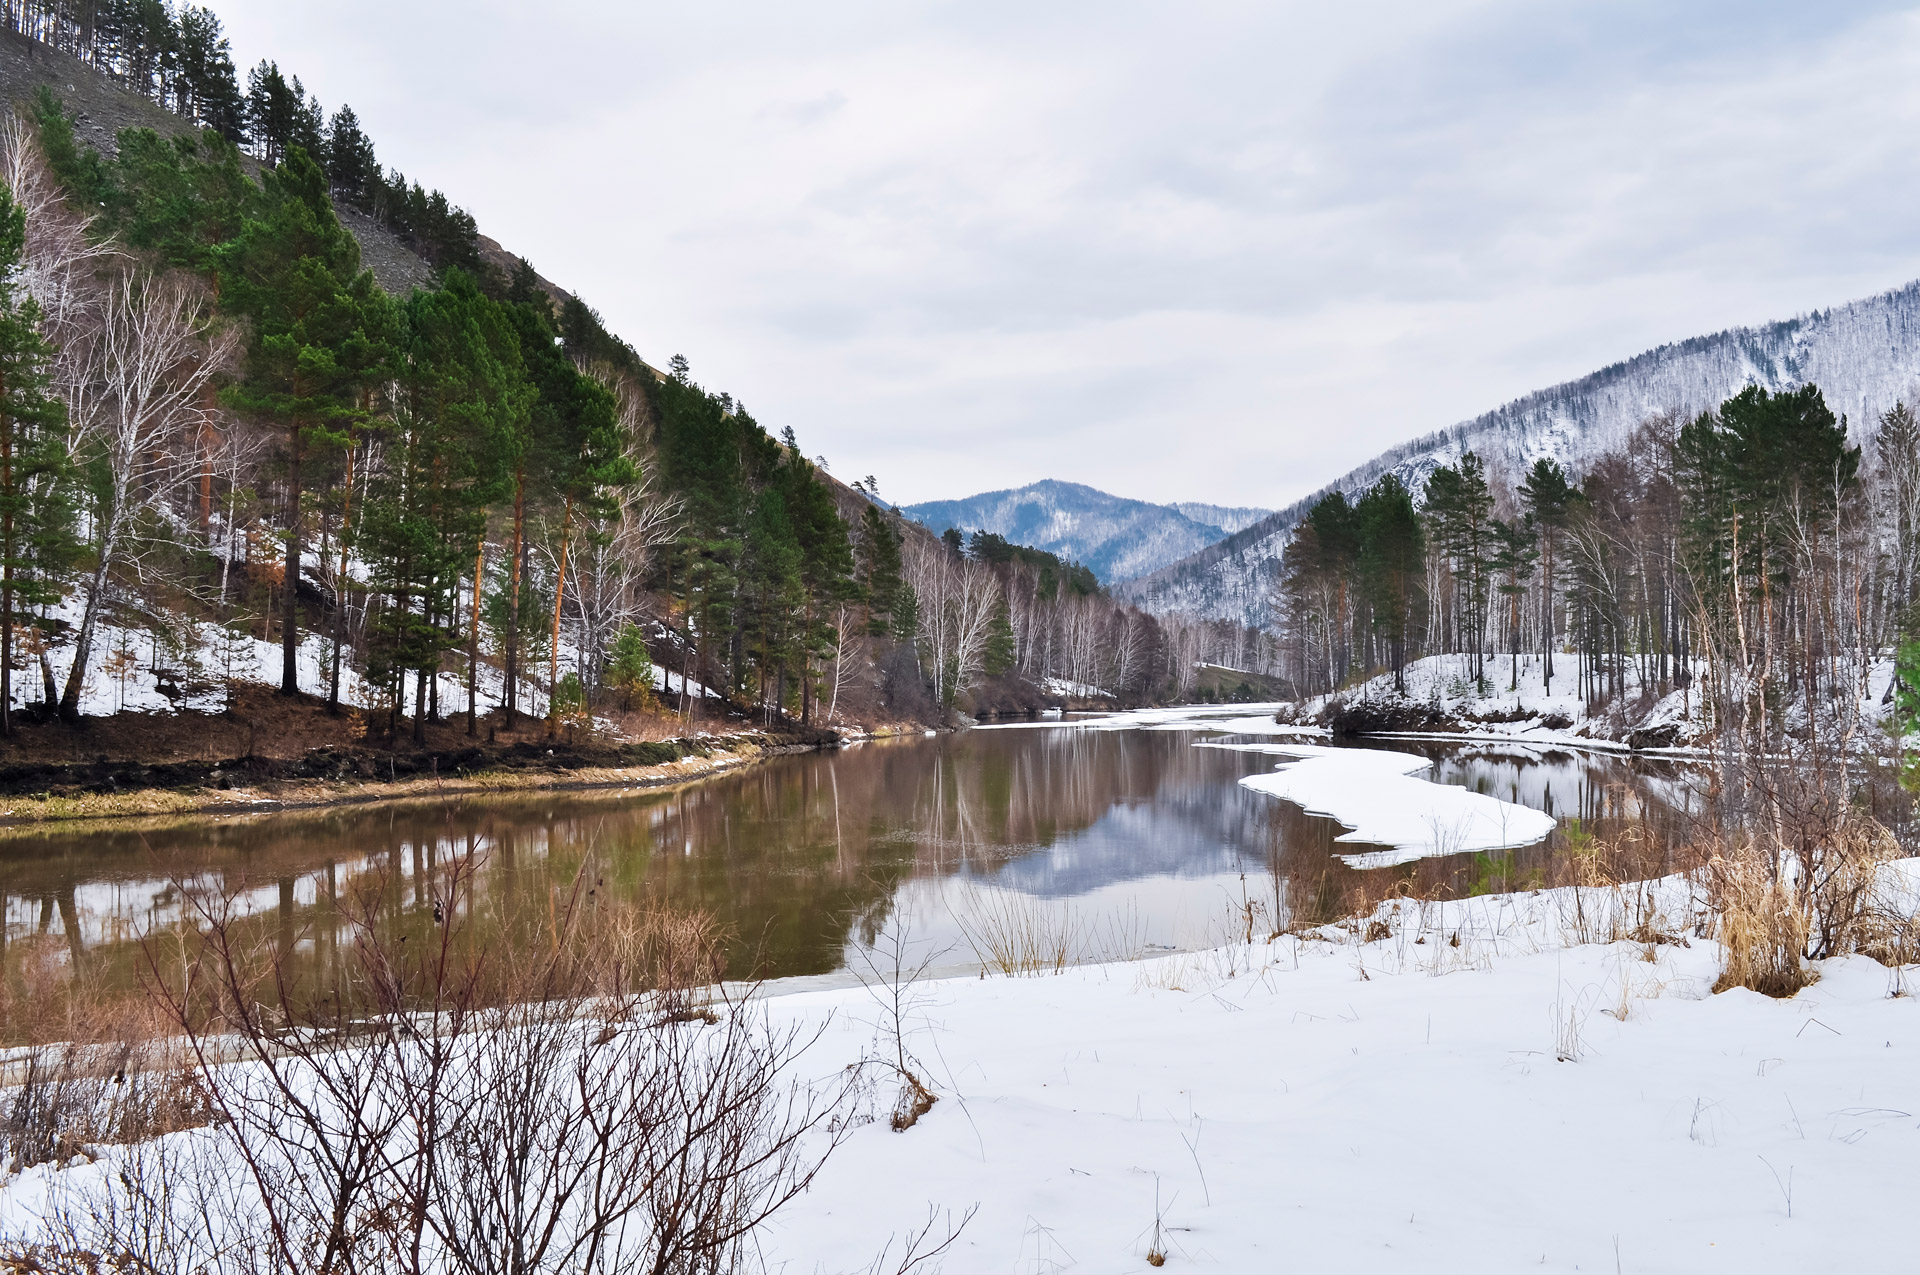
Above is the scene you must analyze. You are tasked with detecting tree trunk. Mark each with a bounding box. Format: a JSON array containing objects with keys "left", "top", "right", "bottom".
[
  {"left": 412, "top": 658, "right": 428, "bottom": 745},
  {"left": 1, "top": 412, "right": 11, "bottom": 738},
  {"left": 281, "top": 428, "right": 302, "bottom": 695},
  {"left": 504, "top": 463, "right": 524, "bottom": 726},
  {"left": 546, "top": 493, "right": 574, "bottom": 737},
  {"left": 328, "top": 435, "right": 355, "bottom": 714},
  {"left": 467, "top": 536, "right": 485, "bottom": 736},
  {"left": 59, "top": 507, "right": 125, "bottom": 723},
  {"left": 1541, "top": 532, "right": 1555, "bottom": 692}
]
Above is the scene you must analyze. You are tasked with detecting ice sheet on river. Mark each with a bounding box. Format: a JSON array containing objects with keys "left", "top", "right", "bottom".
[{"left": 1236, "top": 743, "right": 1556, "bottom": 867}]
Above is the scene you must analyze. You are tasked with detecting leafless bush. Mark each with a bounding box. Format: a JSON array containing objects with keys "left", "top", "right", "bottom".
[
  {"left": 10, "top": 849, "right": 851, "bottom": 1274},
  {"left": 846, "top": 906, "right": 945, "bottom": 1133}
]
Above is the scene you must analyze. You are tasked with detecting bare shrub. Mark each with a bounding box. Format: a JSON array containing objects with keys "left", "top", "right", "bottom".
[{"left": 11, "top": 848, "right": 851, "bottom": 1275}]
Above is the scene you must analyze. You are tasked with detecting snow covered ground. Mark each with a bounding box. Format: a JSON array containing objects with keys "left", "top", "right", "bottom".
[
  {"left": 754, "top": 881, "right": 1918, "bottom": 1273},
  {"left": 1300, "top": 651, "right": 1717, "bottom": 751}
]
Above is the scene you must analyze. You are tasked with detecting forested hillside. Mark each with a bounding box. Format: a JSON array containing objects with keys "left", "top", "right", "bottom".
[
  {"left": 1120, "top": 278, "right": 1920, "bottom": 626},
  {"left": 1266, "top": 379, "right": 1910, "bottom": 772},
  {"left": 0, "top": 1, "right": 1258, "bottom": 750}
]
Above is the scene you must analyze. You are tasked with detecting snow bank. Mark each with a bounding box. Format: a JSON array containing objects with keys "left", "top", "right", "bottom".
[
  {"left": 1238, "top": 743, "right": 1557, "bottom": 865},
  {"left": 755, "top": 879, "right": 1919, "bottom": 1272},
  {"left": 7, "top": 875, "right": 1916, "bottom": 1272}
]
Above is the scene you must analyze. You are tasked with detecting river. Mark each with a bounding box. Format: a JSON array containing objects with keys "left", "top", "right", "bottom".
[{"left": 0, "top": 708, "right": 1712, "bottom": 1001}]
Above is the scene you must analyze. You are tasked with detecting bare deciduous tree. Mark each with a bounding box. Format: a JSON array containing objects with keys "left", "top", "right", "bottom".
[{"left": 58, "top": 273, "right": 236, "bottom": 720}]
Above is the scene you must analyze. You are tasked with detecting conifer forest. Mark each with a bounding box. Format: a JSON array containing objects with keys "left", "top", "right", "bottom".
[{"left": 0, "top": 0, "right": 1234, "bottom": 748}]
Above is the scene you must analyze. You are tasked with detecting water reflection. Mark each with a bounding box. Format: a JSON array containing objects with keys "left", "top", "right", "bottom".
[{"left": 0, "top": 729, "right": 1707, "bottom": 1005}]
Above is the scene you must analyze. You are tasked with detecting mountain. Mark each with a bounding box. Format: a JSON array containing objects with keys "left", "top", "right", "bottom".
[
  {"left": 902, "top": 481, "right": 1269, "bottom": 584},
  {"left": 1168, "top": 502, "right": 1271, "bottom": 534},
  {"left": 1116, "top": 278, "right": 1920, "bottom": 626}
]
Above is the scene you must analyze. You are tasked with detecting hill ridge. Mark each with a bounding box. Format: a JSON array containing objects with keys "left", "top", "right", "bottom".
[{"left": 1116, "top": 276, "right": 1920, "bottom": 624}]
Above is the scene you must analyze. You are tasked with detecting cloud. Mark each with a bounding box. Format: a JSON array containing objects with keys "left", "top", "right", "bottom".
[{"left": 209, "top": 0, "right": 1920, "bottom": 506}]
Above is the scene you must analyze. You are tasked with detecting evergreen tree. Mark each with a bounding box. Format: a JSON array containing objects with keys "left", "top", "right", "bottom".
[
  {"left": 779, "top": 443, "right": 854, "bottom": 720},
  {"left": 1423, "top": 451, "right": 1494, "bottom": 684},
  {"left": 0, "top": 185, "right": 71, "bottom": 736},
  {"left": 105, "top": 126, "right": 261, "bottom": 277},
  {"left": 607, "top": 622, "right": 653, "bottom": 710},
  {"left": 172, "top": 6, "right": 244, "bottom": 140},
  {"left": 324, "top": 105, "right": 379, "bottom": 206},
  {"left": 739, "top": 486, "right": 805, "bottom": 719},
  {"left": 29, "top": 88, "right": 116, "bottom": 212},
  {"left": 532, "top": 310, "right": 634, "bottom": 733},
  {"left": 1282, "top": 490, "right": 1359, "bottom": 688},
  {"left": 217, "top": 146, "right": 395, "bottom": 697},
  {"left": 1356, "top": 474, "right": 1424, "bottom": 692},
  {"left": 243, "top": 61, "right": 302, "bottom": 168},
  {"left": 984, "top": 597, "right": 1015, "bottom": 676},
  {"left": 1519, "top": 457, "right": 1578, "bottom": 691},
  {"left": 857, "top": 502, "right": 904, "bottom": 637},
  {"left": 1677, "top": 383, "right": 1859, "bottom": 600},
  {"left": 364, "top": 269, "right": 527, "bottom": 740},
  {"left": 1488, "top": 515, "right": 1539, "bottom": 691}
]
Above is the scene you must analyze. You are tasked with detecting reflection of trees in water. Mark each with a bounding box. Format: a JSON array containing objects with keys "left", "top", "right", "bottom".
[
  {"left": 1, "top": 735, "right": 1717, "bottom": 1016},
  {"left": 1264, "top": 746, "right": 1710, "bottom": 930}
]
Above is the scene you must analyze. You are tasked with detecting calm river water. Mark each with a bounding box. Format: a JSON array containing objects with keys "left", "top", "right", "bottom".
[{"left": 0, "top": 715, "right": 1706, "bottom": 991}]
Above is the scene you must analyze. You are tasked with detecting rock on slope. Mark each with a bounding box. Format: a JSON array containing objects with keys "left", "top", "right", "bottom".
[
  {"left": 903, "top": 479, "right": 1269, "bottom": 583},
  {"left": 1118, "top": 277, "right": 1920, "bottom": 625}
]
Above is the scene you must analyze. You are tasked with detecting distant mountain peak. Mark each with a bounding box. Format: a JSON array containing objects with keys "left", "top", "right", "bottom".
[{"left": 901, "top": 482, "right": 1271, "bottom": 584}]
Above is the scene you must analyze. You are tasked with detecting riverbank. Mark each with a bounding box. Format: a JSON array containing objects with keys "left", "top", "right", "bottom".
[
  {"left": 0, "top": 688, "right": 922, "bottom": 826},
  {"left": 759, "top": 875, "right": 1920, "bottom": 1272}
]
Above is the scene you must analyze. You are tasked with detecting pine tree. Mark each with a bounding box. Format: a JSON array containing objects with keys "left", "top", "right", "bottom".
[
  {"left": 173, "top": 6, "right": 245, "bottom": 140},
  {"left": 607, "top": 622, "right": 653, "bottom": 710},
  {"left": 324, "top": 105, "right": 379, "bottom": 206},
  {"left": 984, "top": 597, "right": 1015, "bottom": 676},
  {"left": 1520, "top": 457, "right": 1578, "bottom": 691},
  {"left": 0, "top": 185, "right": 71, "bottom": 736},
  {"left": 857, "top": 503, "right": 903, "bottom": 637},
  {"left": 218, "top": 146, "right": 395, "bottom": 697},
  {"left": 1488, "top": 516, "right": 1539, "bottom": 691},
  {"left": 105, "top": 126, "right": 261, "bottom": 278},
  {"left": 243, "top": 61, "right": 302, "bottom": 167},
  {"left": 534, "top": 313, "right": 634, "bottom": 734},
  {"left": 1357, "top": 474, "right": 1424, "bottom": 693},
  {"left": 779, "top": 444, "right": 854, "bottom": 721},
  {"left": 1423, "top": 452, "right": 1494, "bottom": 685},
  {"left": 365, "top": 269, "right": 527, "bottom": 740}
]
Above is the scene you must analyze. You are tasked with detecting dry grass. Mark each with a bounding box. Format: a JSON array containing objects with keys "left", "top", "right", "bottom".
[
  {"left": 0, "top": 942, "right": 210, "bottom": 1173},
  {"left": 1707, "top": 846, "right": 1814, "bottom": 997},
  {"left": 950, "top": 885, "right": 1080, "bottom": 976}
]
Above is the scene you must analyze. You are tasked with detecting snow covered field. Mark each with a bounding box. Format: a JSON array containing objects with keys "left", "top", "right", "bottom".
[{"left": 758, "top": 883, "right": 1918, "bottom": 1273}]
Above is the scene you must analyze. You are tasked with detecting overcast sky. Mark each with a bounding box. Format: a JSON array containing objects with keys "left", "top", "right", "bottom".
[{"left": 211, "top": 1, "right": 1920, "bottom": 509}]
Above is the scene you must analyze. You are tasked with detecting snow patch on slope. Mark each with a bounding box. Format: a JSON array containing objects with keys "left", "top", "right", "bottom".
[{"left": 1121, "top": 277, "right": 1920, "bottom": 624}]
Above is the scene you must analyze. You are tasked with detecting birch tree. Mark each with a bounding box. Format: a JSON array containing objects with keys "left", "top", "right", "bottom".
[{"left": 59, "top": 273, "right": 234, "bottom": 720}]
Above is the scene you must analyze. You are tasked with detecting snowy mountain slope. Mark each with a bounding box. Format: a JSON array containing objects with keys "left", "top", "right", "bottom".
[
  {"left": 1168, "top": 501, "right": 1271, "bottom": 534},
  {"left": 1118, "top": 277, "right": 1920, "bottom": 626},
  {"left": 902, "top": 479, "right": 1263, "bottom": 583}
]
